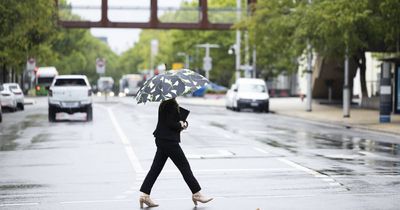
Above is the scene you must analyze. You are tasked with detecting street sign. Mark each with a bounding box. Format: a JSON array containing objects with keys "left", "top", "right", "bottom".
[
  {"left": 96, "top": 58, "right": 106, "bottom": 74},
  {"left": 172, "top": 63, "right": 184, "bottom": 70},
  {"left": 26, "top": 58, "right": 36, "bottom": 71},
  {"left": 151, "top": 39, "right": 158, "bottom": 56},
  {"left": 203, "top": 57, "right": 212, "bottom": 71}
]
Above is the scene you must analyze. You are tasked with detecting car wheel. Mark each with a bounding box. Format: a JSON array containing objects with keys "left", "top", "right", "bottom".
[
  {"left": 86, "top": 105, "right": 93, "bottom": 122},
  {"left": 48, "top": 105, "right": 56, "bottom": 122},
  {"left": 18, "top": 103, "right": 24, "bottom": 111},
  {"left": 0, "top": 112, "right": 2, "bottom": 123},
  {"left": 265, "top": 101, "right": 270, "bottom": 113}
]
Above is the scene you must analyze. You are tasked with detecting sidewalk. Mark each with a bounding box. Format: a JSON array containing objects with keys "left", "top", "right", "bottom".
[{"left": 179, "top": 95, "right": 400, "bottom": 135}]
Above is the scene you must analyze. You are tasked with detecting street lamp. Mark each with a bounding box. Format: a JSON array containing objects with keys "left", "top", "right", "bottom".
[{"left": 177, "top": 52, "right": 189, "bottom": 69}]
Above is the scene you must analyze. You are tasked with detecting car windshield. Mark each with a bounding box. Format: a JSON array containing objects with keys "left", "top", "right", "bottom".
[
  {"left": 8, "top": 85, "right": 19, "bottom": 90},
  {"left": 54, "top": 78, "right": 87, "bottom": 86},
  {"left": 38, "top": 77, "right": 54, "bottom": 85},
  {"left": 239, "top": 84, "right": 266, "bottom": 93}
]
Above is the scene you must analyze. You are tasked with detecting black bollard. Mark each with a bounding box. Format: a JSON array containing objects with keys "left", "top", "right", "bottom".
[{"left": 379, "top": 62, "right": 392, "bottom": 123}]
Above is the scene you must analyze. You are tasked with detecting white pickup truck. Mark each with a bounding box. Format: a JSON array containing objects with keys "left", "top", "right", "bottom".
[{"left": 48, "top": 75, "right": 93, "bottom": 122}]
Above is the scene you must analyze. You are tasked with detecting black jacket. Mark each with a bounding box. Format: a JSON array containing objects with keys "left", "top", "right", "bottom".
[{"left": 153, "top": 99, "right": 182, "bottom": 142}]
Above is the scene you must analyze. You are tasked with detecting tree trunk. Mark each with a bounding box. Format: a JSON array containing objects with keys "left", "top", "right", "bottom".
[
  {"left": 359, "top": 53, "right": 368, "bottom": 98},
  {"left": 353, "top": 51, "right": 368, "bottom": 106}
]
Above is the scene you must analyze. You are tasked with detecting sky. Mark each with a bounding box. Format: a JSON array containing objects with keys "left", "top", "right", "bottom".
[{"left": 66, "top": 0, "right": 187, "bottom": 54}]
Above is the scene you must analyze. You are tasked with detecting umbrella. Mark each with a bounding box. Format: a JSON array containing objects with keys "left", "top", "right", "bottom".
[{"left": 135, "top": 69, "right": 210, "bottom": 104}]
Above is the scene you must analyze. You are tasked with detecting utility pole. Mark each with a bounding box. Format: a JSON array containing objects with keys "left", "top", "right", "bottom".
[
  {"left": 177, "top": 52, "right": 189, "bottom": 69},
  {"left": 252, "top": 47, "right": 257, "bottom": 78},
  {"left": 150, "top": 39, "right": 158, "bottom": 77},
  {"left": 235, "top": 0, "right": 241, "bottom": 80},
  {"left": 306, "top": 0, "right": 313, "bottom": 112},
  {"left": 343, "top": 48, "right": 350, "bottom": 117},
  {"left": 244, "top": 31, "right": 251, "bottom": 78},
  {"left": 196, "top": 43, "right": 219, "bottom": 79}
]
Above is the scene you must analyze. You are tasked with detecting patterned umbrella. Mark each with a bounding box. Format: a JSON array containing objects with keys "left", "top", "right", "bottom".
[{"left": 135, "top": 69, "right": 210, "bottom": 104}]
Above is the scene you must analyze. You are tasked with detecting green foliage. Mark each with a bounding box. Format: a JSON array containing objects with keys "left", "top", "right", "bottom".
[
  {"left": 0, "top": 0, "right": 118, "bottom": 85},
  {"left": 243, "top": 0, "right": 400, "bottom": 77},
  {"left": 0, "top": 0, "right": 57, "bottom": 71}
]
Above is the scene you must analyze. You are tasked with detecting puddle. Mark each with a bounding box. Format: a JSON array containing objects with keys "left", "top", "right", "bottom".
[
  {"left": 0, "top": 114, "right": 46, "bottom": 151},
  {"left": 257, "top": 126, "right": 400, "bottom": 175},
  {"left": 31, "top": 133, "right": 51, "bottom": 144},
  {"left": 257, "top": 138, "right": 298, "bottom": 154},
  {"left": 312, "top": 133, "right": 399, "bottom": 156},
  {"left": 210, "top": 121, "right": 227, "bottom": 130}
]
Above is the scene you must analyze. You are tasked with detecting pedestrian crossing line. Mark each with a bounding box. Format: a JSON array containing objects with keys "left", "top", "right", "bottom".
[
  {"left": 276, "top": 158, "right": 349, "bottom": 191},
  {"left": 0, "top": 202, "right": 39, "bottom": 207},
  {"left": 253, "top": 147, "right": 269, "bottom": 154}
]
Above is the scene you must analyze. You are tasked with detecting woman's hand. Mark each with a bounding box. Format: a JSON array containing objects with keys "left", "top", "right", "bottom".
[{"left": 179, "top": 121, "right": 188, "bottom": 130}]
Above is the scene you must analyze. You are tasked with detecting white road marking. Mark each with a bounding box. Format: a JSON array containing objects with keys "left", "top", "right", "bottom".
[
  {"left": 161, "top": 168, "right": 298, "bottom": 173},
  {"left": 277, "top": 158, "right": 321, "bottom": 177},
  {"left": 253, "top": 147, "right": 269, "bottom": 154},
  {"left": 113, "top": 195, "right": 127, "bottom": 199},
  {"left": 0, "top": 203, "right": 39, "bottom": 207},
  {"left": 277, "top": 158, "right": 348, "bottom": 191},
  {"left": 106, "top": 107, "right": 144, "bottom": 173},
  {"left": 186, "top": 150, "right": 234, "bottom": 159},
  {"left": 60, "top": 199, "right": 131, "bottom": 205}
]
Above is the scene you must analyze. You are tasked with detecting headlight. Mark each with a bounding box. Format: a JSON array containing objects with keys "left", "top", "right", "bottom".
[{"left": 124, "top": 88, "right": 129, "bottom": 94}]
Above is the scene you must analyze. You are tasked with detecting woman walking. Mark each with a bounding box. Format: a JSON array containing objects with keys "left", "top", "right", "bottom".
[{"left": 139, "top": 98, "right": 213, "bottom": 208}]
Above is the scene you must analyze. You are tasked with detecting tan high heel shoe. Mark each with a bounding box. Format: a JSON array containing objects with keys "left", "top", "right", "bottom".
[
  {"left": 139, "top": 195, "right": 159, "bottom": 208},
  {"left": 192, "top": 192, "right": 213, "bottom": 206}
]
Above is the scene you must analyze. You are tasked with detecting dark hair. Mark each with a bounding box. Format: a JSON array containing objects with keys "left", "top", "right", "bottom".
[{"left": 160, "top": 98, "right": 179, "bottom": 112}]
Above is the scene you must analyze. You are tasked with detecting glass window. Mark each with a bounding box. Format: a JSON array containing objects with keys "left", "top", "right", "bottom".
[
  {"left": 239, "top": 84, "right": 266, "bottom": 93},
  {"left": 38, "top": 77, "right": 55, "bottom": 85},
  {"left": 54, "top": 78, "right": 87, "bottom": 86}
]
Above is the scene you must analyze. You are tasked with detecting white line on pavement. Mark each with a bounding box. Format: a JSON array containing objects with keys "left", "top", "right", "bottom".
[
  {"left": 253, "top": 147, "right": 269, "bottom": 154},
  {"left": 277, "top": 158, "right": 349, "bottom": 191},
  {"left": 0, "top": 203, "right": 39, "bottom": 207},
  {"left": 106, "top": 107, "right": 144, "bottom": 173},
  {"left": 277, "top": 158, "right": 322, "bottom": 177},
  {"left": 161, "top": 168, "right": 298, "bottom": 173}
]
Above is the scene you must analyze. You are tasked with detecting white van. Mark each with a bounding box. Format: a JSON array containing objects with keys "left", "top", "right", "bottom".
[{"left": 225, "top": 78, "right": 270, "bottom": 112}]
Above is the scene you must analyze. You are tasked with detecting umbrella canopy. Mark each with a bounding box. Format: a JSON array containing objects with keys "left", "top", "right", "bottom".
[{"left": 136, "top": 69, "right": 210, "bottom": 104}]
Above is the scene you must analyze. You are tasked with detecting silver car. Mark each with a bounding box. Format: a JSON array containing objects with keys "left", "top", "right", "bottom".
[
  {"left": 0, "top": 84, "right": 18, "bottom": 112},
  {"left": 3, "top": 83, "right": 24, "bottom": 110}
]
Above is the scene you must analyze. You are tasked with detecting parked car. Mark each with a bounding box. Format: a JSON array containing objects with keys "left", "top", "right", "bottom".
[
  {"left": 0, "top": 84, "right": 18, "bottom": 112},
  {"left": 3, "top": 83, "right": 24, "bottom": 110},
  {"left": 225, "top": 78, "right": 270, "bottom": 112},
  {"left": 48, "top": 75, "right": 93, "bottom": 122},
  {"left": 192, "top": 82, "right": 228, "bottom": 97}
]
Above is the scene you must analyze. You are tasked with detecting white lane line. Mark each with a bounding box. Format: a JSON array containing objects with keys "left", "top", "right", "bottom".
[
  {"left": 0, "top": 203, "right": 39, "bottom": 207},
  {"left": 60, "top": 199, "right": 131, "bottom": 205},
  {"left": 161, "top": 168, "right": 298, "bottom": 173},
  {"left": 253, "top": 147, "right": 269, "bottom": 154},
  {"left": 277, "top": 158, "right": 348, "bottom": 191},
  {"left": 106, "top": 107, "right": 144, "bottom": 173},
  {"left": 277, "top": 158, "right": 321, "bottom": 177},
  {"left": 186, "top": 150, "right": 234, "bottom": 159}
]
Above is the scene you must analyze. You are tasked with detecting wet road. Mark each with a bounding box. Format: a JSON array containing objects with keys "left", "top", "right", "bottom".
[{"left": 0, "top": 97, "right": 399, "bottom": 210}]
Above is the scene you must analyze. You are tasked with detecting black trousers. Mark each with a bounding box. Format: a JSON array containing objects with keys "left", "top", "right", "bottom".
[{"left": 140, "top": 139, "right": 201, "bottom": 194}]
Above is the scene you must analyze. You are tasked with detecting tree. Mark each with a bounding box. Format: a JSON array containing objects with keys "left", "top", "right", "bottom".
[
  {"left": 0, "top": 0, "right": 57, "bottom": 82},
  {"left": 244, "top": 0, "right": 400, "bottom": 99}
]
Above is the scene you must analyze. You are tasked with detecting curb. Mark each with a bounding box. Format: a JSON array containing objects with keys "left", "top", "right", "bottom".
[
  {"left": 179, "top": 99, "right": 400, "bottom": 137},
  {"left": 24, "top": 99, "right": 36, "bottom": 105},
  {"left": 272, "top": 110, "right": 400, "bottom": 137}
]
